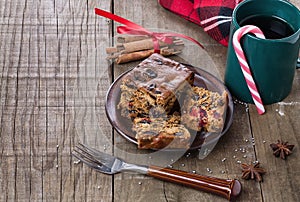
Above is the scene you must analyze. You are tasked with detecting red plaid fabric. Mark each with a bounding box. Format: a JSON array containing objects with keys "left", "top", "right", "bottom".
[{"left": 158, "top": 0, "right": 242, "bottom": 46}]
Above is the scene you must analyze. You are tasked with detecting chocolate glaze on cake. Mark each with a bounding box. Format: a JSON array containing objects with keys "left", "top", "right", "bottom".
[{"left": 132, "top": 53, "right": 194, "bottom": 105}]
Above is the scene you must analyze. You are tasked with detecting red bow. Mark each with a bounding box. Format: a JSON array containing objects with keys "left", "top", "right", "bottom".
[{"left": 95, "top": 8, "right": 203, "bottom": 53}]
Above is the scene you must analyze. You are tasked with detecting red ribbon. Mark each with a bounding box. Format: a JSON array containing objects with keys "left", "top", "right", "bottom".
[{"left": 95, "top": 8, "right": 204, "bottom": 53}]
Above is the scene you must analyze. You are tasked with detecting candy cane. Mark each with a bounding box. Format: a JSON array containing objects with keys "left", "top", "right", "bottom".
[{"left": 232, "top": 25, "right": 266, "bottom": 115}]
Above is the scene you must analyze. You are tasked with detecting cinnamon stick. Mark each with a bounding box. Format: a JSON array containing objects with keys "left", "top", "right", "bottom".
[
  {"left": 116, "top": 50, "right": 154, "bottom": 64},
  {"left": 106, "top": 47, "right": 118, "bottom": 54},
  {"left": 117, "top": 35, "right": 150, "bottom": 43},
  {"left": 114, "top": 47, "right": 181, "bottom": 64},
  {"left": 117, "top": 38, "right": 170, "bottom": 53}
]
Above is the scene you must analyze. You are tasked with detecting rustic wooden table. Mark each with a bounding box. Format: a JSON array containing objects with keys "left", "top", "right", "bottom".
[{"left": 1, "top": 0, "right": 300, "bottom": 201}]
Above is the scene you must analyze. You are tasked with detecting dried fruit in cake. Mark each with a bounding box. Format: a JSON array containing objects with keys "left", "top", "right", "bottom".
[
  {"left": 118, "top": 81, "right": 167, "bottom": 119},
  {"left": 117, "top": 53, "right": 194, "bottom": 119},
  {"left": 181, "top": 86, "right": 228, "bottom": 133},
  {"left": 132, "top": 113, "right": 191, "bottom": 149}
]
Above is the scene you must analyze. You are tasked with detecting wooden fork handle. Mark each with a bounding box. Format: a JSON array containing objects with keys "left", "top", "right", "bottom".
[{"left": 148, "top": 165, "right": 241, "bottom": 201}]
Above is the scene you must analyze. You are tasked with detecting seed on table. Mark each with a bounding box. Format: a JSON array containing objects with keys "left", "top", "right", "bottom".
[{"left": 74, "top": 160, "right": 81, "bottom": 164}]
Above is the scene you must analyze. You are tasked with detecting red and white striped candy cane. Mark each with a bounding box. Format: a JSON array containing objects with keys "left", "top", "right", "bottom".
[{"left": 232, "top": 25, "right": 266, "bottom": 115}]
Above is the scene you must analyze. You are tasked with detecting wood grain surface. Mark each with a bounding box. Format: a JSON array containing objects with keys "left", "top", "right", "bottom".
[{"left": 0, "top": 0, "right": 299, "bottom": 202}]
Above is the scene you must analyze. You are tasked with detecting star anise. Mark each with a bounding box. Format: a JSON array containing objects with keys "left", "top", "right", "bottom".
[
  {"left": 241, "top": 162, "right": 266, "bottom": 182},
  {"left": 270, "top": 140, "right": 295, "bottom": 160}
]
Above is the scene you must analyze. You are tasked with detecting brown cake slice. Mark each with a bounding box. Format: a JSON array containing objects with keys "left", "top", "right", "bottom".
[
  {"left": 132, "top": 113, "right": 191, "bottom": 149},
  {"left": 117, "top": 53, "right": 194, "bottom": 119},
  {"left": 181, "top": 86, "right": 228, "bottom": 133},
  {"left": 118, "top": 84, "right": 158, "bottom": 119}
]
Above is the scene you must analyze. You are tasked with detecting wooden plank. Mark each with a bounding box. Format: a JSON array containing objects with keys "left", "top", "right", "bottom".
[
  {"left": 249, "top": 70, "right": 300, "bottom": 202},
  {"left": 0, "top": 0, "right": 113, "bottom": 201},
  {"left": 66, "top": 0, "right": 113, "bottom": 200},
  {"left": 0, "top": 1, "right": 34, "bottom": 200}
]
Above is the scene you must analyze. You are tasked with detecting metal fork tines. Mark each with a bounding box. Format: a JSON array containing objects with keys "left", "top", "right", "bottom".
[
  {"left": 72, "top": 143, "right": 148, "bottom": 174},
  {"left": 72, "top": 143, "right": 118, "bottom": 174}
]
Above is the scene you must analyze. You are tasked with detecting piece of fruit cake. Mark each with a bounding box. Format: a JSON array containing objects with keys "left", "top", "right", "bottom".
[
  {"left": 181, "top": 86, "right": 228, "bottom": 133},
  {"left": 132, "top": 113, "right": 191, "bottom": 149},
  {"left": 117, "top": 53, "right": 194, "bottom": 119}
]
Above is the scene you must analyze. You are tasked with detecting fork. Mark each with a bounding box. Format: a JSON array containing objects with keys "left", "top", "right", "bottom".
[{"left": 72, "top": 143, "right": 241, "bottom": 201}]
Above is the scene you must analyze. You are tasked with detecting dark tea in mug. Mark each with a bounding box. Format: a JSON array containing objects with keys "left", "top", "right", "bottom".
[{"left": 240, "top": 15, "right": 295, "bottom": 39}]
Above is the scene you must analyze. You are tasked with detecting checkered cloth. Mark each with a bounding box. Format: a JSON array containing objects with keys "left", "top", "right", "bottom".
[{"left": 158, "top": 0, "right": 242, "bottom": 46}]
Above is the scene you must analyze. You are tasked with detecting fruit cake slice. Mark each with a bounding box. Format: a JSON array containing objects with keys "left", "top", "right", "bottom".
[
  {"left": 117, "top": 53, "right": 194, "bottom": 119},
  {"left": 181, "top": 86, "right": 228, "bottom": 133},
  {"left": 132, "top": 113, "right": 191, "bottom": 149},
  {"left": 118, "top": 81, "right": 165, "bottom": 119}
]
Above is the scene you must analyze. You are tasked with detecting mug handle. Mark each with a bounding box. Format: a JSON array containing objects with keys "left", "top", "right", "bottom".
[{"left": 297, "top": 58, "right": 300, "bottom": 69}]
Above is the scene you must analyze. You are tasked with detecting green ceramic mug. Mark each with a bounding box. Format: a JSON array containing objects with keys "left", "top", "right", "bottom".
[{"left": 225, "top": 0, "right": 300, "bottom": 104}]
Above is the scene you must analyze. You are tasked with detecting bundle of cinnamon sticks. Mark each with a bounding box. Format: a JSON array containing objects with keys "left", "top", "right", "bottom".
[{"left": 106, "top": 35, "right": 184, "bottom": 64}]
